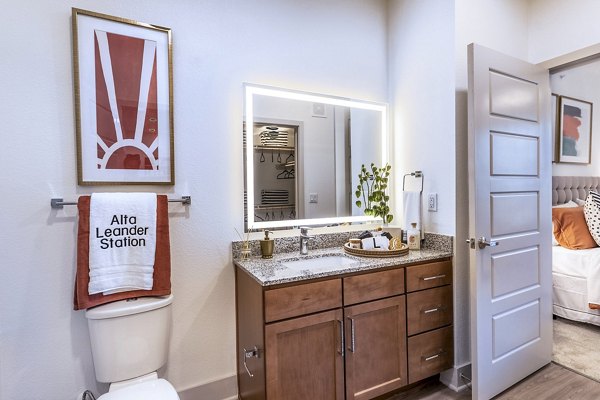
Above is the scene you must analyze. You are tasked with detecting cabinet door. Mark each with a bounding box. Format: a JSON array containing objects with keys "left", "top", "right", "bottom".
[
  {"left": 345, "top": 296, "right": 407, "bottom": 400},
  {"left": 265, "top": 309, "right": 344, "bottom": 400}
]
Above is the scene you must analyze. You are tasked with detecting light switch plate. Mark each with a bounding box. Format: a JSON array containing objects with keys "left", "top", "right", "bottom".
[
  {"left": 428, "top": 193, "right": 437, "bottom": 212},
  {"left": 309, "top": 193, "right": 318, "bottom": 203}
]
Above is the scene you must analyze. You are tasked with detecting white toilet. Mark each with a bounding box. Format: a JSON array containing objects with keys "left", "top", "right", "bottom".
[{"left": 85, "top": 294, "right": 180, "bottom": 400}]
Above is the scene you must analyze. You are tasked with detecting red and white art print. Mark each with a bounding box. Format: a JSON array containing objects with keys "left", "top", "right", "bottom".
[{"left": 72, "top": 9, "right": 174, "bottom": 184}]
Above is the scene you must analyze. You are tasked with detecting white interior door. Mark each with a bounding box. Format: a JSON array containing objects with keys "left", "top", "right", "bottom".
[{"left": 468, "top": 43, "right": 553, "bottom": 400}]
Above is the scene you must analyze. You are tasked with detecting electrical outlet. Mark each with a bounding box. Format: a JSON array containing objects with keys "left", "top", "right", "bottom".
[
  {"left": 309, "top": 193, "right": 318, "bottom": 203},
  {"left": 428, "top": 193, "right": 438, "bottom": 212}
]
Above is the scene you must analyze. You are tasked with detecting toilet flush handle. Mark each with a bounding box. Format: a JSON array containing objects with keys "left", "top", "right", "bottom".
[{"left": 243, "top": 346, "right": 260, "bottom": 378}]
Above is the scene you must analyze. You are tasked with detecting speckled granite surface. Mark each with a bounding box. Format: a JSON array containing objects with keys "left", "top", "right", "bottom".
[
  {"left": 233, "top": 232, "right": 453, "bottom": 286},
  {"left": 232, "top": 231, "right": 453, "bottom": 258}
]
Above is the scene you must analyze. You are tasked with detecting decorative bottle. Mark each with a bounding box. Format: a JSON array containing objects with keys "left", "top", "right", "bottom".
[{"left": 407, "top": 222, "right": 421, "bottom": 250}]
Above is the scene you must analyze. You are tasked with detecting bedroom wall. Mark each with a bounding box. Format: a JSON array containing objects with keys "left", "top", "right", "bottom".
[
  {"left": 527, "top": 0, "right": 600, "bottom": 178},
  {"left": 0, "top": 1, "right": 388, "bottom": 399},
  {"left": 551, "top": 61, "right": 600, "bottom": 178}
]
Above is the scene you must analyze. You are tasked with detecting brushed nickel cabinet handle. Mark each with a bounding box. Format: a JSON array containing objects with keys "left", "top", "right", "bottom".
[
  {"left": 348, "top": 316, "right": 356, "bottom": 353},
  {"left": 337, "top": 319, "right": 345, "bottom": 357},
  {"left": 423, "top": 350, "right": 446, "bottom": 362},
  {"left": 422, "top": 274, "right": 446, "bottom": 281},
  {"left": 423, "top": 305, "right": 444, "bottom": 314}
]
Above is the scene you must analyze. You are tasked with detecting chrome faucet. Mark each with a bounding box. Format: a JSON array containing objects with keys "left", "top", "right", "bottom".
[{"left": 299, "top": 227, "right": 314, "bottom": 255}]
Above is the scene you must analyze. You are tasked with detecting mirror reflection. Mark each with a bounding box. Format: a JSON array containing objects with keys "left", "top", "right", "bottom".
[{"left": 244, "top": 85, "right": 388, "bottom": 230}]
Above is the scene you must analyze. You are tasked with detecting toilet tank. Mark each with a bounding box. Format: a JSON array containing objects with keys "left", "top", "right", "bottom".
[{"left": 85, "top": 295, "right": 173, "bottom": 383}]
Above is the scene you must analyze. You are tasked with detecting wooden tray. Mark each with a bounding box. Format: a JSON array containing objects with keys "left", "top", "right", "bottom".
[{"left": 343, "top": 242, "right": 409, "bottom": 258}]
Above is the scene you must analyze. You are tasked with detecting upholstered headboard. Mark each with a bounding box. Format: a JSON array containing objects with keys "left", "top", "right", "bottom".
[{"left": 552, "top": 176, "right": 600, "bottom": 205}]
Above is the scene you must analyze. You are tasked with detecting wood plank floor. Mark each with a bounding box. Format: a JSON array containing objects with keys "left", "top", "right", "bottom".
[{"left": 386, "top": 363, "right": 600, "bottom": 399}]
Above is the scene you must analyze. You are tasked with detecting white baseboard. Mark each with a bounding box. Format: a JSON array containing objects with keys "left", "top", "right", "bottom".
[
  {"left": 177, "top": 374, "right": 238, "bottom": 400},
  {"left": 439, "top": 363, "right": 471, "bottom": 392}
]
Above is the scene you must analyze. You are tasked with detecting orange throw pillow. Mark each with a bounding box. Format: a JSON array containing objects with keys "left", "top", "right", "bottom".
[{"left": 552, "top": 207, "right": 597, "bottom": 250}]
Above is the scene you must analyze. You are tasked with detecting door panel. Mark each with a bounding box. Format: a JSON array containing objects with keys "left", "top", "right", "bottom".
[
  {"left": 492, "top": 301, "right": 540, "bottom": 360},
  {"left": 489, "top": 71, "right": 539, "bottom": 121},
  {"left": 468, "top": 43, "right": 552, "bottom": 400},
  {"left": 344, "top": 296, "right": 407, "bottom": 400},
  {"left": 491, "top": 132, "right": 538, "bottom": 176},
  {"left": 490, "top": 192, "right": 539, "bottom": 236},
  {"left": 491, "top": 247, "right": 539, "bottom": 298},
  {"left": 265, "top": 309, "right": 344, "bottom": 400}
]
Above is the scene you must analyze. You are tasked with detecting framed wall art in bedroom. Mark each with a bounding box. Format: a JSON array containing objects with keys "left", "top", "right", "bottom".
[
  {"left": 551, "top": 93, "right": 558, "bottom": 162},
  {"left": 557, "top": 95, "right": 593, "bottom": 165},
  {"left": 71, "top": 8, "right": 174, "bottom": 185}
]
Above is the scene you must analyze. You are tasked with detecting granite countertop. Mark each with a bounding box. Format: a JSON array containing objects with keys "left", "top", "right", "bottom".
[{"left": 234, "top": 246, "right": 452, "bottom": 287}]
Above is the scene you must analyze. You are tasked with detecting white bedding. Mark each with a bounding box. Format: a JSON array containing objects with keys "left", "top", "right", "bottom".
[
  {"left": 553, "top": 271, "right": 600, "bottom": 323},
  {"left": 553, "top": 246, "right": 600, "bottom": 305},
  {"left": 552, "top": 247, "right": 600, "bottom": 325}
]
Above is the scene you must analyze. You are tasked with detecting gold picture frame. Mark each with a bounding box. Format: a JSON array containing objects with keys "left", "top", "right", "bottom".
[{"left": 72, "top": 8, "right": 174, "bottom": 185}]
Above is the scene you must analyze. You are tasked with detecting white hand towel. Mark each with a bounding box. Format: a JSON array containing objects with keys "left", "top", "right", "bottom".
[
  {"left": 89, "top": 193, "right": 157, "bottom": 295},
  {"left": 403, "top": 191, "right": 424, "bottom": 239}
]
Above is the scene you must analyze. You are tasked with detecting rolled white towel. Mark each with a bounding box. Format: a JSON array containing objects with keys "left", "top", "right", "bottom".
[{"left": 361, "top": 236, "right": 390, "bottom": 251}]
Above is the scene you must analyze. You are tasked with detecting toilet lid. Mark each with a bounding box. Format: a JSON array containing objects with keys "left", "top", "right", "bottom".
[{"left": 98, "top": 379, "right": 179, "bottom": 400}]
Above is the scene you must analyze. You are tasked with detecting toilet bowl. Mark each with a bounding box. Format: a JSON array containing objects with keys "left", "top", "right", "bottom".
[{"left": 86, "top": 295, "right": 180, "bottom": 399}]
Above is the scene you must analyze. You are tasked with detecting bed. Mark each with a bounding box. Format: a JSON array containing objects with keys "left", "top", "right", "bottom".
[{"left": 552, "top": 176, "right": 600, "bottom": 325}]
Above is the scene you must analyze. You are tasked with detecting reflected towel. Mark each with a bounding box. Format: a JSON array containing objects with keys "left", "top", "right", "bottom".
[
  {"left": 74, "top": 195, "right": 171, "bottom": 310},
  {"left": 403, "top": 191, "right": 424, "bottom": 239}
]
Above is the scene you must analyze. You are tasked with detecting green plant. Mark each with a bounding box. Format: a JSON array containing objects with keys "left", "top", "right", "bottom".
[{"left": 355, "top": 163, "right": 393, "bottom": 223}]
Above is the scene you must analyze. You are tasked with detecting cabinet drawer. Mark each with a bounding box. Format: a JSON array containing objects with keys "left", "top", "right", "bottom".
[
  {"left": 407, "top": 285, "right": 453, "bottom": 336},
  {"left": 406, "top": 260, "right": 452, "bottom": 292},
  {"left": 265, "top": 279, "right": 342, "bottom": 323},
  {"left": 344, "top": 268, "right": 404, "bottom": 306},
  {"left": 408, "top": 326, "right": 453, "bottom": 384}
]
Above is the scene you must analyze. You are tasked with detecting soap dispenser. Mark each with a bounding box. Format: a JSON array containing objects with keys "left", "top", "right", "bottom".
[{"left": 260, "top": 230, "right": 274, "bottom": 259}]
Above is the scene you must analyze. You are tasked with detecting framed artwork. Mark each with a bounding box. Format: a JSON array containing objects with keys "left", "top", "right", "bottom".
[
  {"left": 72, "top": 8, "right": 174, "bottom": 185},
  {"left": 557, "top": 95, "right": 593, "bottom": 164},
  {"left": 551, "top": 93, "right": 558, "bottom": 163}
]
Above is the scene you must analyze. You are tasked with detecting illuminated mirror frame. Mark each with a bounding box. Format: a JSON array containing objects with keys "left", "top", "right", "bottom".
[{"left": 245, "top": 83, "right": 389, "bottom": 230}]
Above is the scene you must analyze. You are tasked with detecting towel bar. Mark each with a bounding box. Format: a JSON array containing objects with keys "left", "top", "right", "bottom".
[
  {"left": 50, "top": 196, "right": 191, "bottom": 209},
  {"left": 402, "top": 170, "right": 423, "bottom": 193}
]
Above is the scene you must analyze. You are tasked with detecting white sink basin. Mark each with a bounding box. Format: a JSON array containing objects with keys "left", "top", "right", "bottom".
[{"left": 281, "top": 254, "right": 360, "bottom": 273}]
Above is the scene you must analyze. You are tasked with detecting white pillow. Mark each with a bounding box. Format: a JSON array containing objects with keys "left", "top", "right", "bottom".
[
  {"left": 584, "top": 191, "right": 600, "bottom": 246},
  {"left": 575, "top": 198, "right": 586, "bottom": 206},
  {"left": 552, "top": 201, "right": 578, "bottom": 245}
]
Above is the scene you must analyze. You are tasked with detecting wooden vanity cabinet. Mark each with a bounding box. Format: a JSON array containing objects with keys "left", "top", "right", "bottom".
[
  {"left": 235, "top": 257, "right": 453, "bottom": 400},
  {"left": 343, "top": 268, "right": 407, "bottom": 400},
  {"left": 344, "top": 296, "right": 406, "bottom": 400},
  {"left": 405, "top": 260, "right": 454, "bottom": 384},
  {"left": 265, "top": 309, "right": 345, "bottom": 400},
  {"left": 236, "top": 270, "right": 344, "bottom": 400}
]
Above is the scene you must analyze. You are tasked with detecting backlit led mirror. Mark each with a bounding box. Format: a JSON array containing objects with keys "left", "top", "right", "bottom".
[{"left": 244, "top": 84, "right": 388, "bottom": 230}]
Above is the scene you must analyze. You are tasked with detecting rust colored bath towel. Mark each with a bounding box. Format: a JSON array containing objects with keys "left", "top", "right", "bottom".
[{"left": 74, "top": 195, "right": 171, "bottom": 310}]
